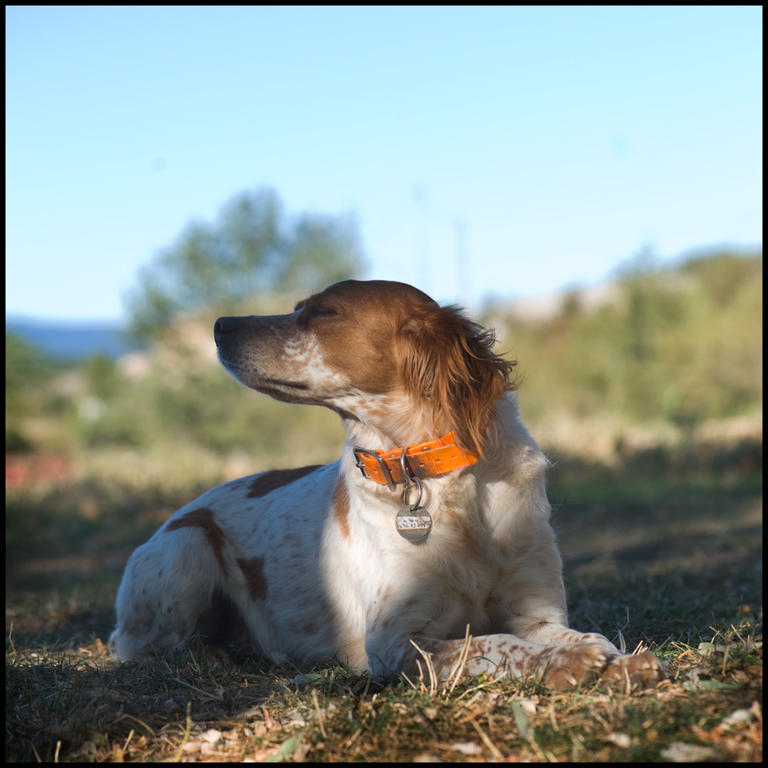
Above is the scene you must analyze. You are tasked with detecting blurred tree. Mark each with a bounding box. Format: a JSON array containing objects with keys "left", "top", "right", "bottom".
[
  {"left": 5, "top": 333, "right": 61, "bottom": 452},
  {"left": 6, "top": 332, "right": 57, "bottom": 398},
  {"left": 82, "top": 354, "right": 119, "bottom": 400},
  {"left": 496, "top": 248, "right": 761, "bottom": 428},
  {"left": 126, "top": 188, "right": 364, "bottom": 340},
  {"left": 680, "top": 249, "right": 761, "bottom": 305}
]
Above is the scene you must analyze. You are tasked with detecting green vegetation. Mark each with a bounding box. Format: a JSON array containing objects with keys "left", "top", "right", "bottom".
[
  {"left": 125, "top": 187, "right": 363, "bottom": 341},
  {"left": 5, "top": 333, "right": 70, "bottom": 453},
  {"left": 494, "top": 249, "right": 761, "bottom": 433}
]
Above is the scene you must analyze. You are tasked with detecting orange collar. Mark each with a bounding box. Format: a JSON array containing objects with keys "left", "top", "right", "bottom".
[{"left": 353, "top": 431, "right": 479, "bottom": 488}]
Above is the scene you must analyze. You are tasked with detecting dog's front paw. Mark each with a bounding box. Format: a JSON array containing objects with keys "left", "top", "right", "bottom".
[
  {"left": 602, "top": 651, "right": 666, "bottom": 689},
  {"left": 538, "top": 641, "right": 610, "bottom": 691}
]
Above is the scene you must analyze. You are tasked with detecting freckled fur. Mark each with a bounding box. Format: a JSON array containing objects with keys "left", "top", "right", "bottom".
[{"left": 110, "top": 279, "right": 665, "bottom": 690}]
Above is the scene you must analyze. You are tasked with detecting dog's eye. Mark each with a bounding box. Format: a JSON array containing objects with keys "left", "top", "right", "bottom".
[{"left": 307, "top": 305, "right": 338, "bottom": 319}]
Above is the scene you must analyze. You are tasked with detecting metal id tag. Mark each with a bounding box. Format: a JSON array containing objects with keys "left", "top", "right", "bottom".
[
  {"left": 396, "top": 504, "right": 432, "bottom": 543},
  {"left": 396, "top": 447, "right": 432, "bottom": 543}
]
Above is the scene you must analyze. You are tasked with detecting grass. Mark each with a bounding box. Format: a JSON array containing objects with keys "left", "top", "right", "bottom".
[{"left": 5, "top": 446, "right": 763, "bottom": 762}]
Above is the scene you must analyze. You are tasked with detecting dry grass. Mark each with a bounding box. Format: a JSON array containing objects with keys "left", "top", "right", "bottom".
[{"left": 6, "top": 630, "right": 762, "bottom": 762}]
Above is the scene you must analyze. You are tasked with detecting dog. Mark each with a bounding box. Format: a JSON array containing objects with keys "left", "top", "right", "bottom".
[{"left": 111, "top": 279, "right": 665, "bottom": 690}]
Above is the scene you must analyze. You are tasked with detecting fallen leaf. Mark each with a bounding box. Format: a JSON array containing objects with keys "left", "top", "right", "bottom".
[
  {"left": 451, "top": 741, "right": 483, "bottom": 756},
  {"left": 661, "top": 742, "right": 716, "bottom": 762},
  {"left": 512, "top": 700, "right": 530, "bottom": 739},
  {"left": 604, "top": 732, "right": 631, "bottom": 748},
  {"left": 720, "top": 709, "right": 753, "bottom": 730},
  {"left": 266, "top": 735, "right": 301, "bottom": 763},
  {"left": 201, "top": 728, "right": 222, "bottom": 744}
]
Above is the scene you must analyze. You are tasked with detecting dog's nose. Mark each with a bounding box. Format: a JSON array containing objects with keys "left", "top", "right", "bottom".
[{"left": 214, "top": 316, "right": 239, "bottom": 342}]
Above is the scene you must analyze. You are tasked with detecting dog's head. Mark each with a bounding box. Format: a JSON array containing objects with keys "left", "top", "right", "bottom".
[{"left": 214, "top": 280, "right": 515, "bottom": 454}]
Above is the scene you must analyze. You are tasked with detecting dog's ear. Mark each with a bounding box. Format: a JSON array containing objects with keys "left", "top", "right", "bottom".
[{"left": 397, "top": 306, "right": 516, "bottom": 455}]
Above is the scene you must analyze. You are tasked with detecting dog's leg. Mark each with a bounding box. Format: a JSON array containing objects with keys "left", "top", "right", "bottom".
[
  {"left": 517, "top": 620, "right": 666, "bottom": 687},
  {"left": 370, "top": 631, "right": 663, "bottom": 691},
  {"left": 483, "top": 537, "right": 664, "bottom": 687},
  {"left": 517, "top": 619, "right": 621, "bottom": 653},
  {"left": 110, "top": 524, "right": 224, "bottom": 661},
  {"left": 369, "top": 632, "right": 602, "bottom": 690}
]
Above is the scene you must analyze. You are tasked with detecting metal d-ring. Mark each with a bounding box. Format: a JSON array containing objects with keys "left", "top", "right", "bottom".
[
  {"left": 399, "top": 448, "right": 423, "bottom": 508},
  {"left": 395, "top": 447, "right": 431, "bottom": 543}
]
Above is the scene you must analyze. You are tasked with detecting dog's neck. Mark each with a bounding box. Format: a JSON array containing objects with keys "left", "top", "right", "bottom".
[
  {"left": 340, "top": 391, "right": 527, "bottom": 472},
  {"left": 338, "top": 392, "right": 454, "bottom": 455}
]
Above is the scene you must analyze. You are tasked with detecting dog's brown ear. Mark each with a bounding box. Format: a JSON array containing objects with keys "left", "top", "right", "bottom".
[{"left": 397, "top": 306, "right": 516, "bottom": 455}]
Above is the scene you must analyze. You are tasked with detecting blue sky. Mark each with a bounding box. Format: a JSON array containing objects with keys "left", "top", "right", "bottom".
[{"left": 6, "top": 5, "right": 762, "bottom": 321}]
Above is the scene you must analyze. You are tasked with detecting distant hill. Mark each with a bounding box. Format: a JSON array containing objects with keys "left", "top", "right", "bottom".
[{"left": 5, "top": 317, "right": 146, "bottom": 361}]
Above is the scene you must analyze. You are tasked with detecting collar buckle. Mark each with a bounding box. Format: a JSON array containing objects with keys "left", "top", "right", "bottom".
[{"left": 353, "top": 447, "right": 396, "bottom": 490}]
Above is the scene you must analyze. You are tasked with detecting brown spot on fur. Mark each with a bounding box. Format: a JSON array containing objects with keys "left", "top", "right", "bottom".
[
  {"left": 333, "top": 476, "right": 350, "bottom": 539},
  {"left": 166, "top": 507, "right": 227, "bottom": 572},
  {"left": 237, "top": 556, "right": 268, "bottom": 600},
  {"left": 246, "top": 465, "right": 321, "bottom": 498}
]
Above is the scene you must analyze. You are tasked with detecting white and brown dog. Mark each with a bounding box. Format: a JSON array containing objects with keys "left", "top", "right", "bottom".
[{"left": 111, "top": 279, "right": 665, "bottom": 690}]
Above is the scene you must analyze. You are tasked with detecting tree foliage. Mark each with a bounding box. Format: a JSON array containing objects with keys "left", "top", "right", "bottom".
[
  {"left": 5, "top": 333, "right": 62, "bottom": 451},
  {"left": 5, "top": 333, "right": 58, "bottom": 398},
  {"left": 126, "top": 188, "right": 364, "bottom": 339},
  {"left": 495, "top": 249, "right": 762, "bottom": 429}
]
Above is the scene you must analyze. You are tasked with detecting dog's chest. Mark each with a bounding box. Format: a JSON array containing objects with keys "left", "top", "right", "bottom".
[{"left": 353, "top": 500, "right": 508, "bottom": 634}]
